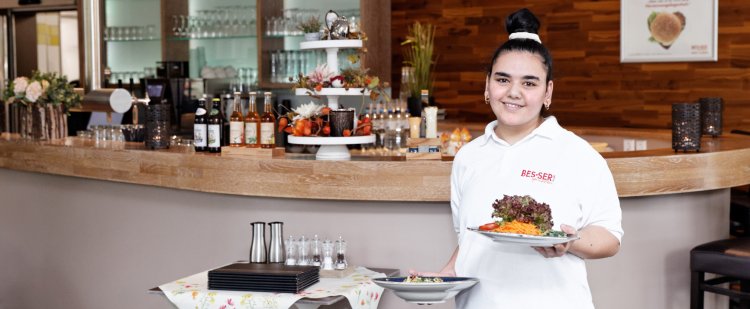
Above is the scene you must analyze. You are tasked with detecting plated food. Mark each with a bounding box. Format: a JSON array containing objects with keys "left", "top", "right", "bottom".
[
  {"left": 372, "top": 276, "right": 478, "bottom": 304},
  {"left": 471, "top": 195, "right": 577, "bottom": 246},
  {"left": 403, "top": 275, "right": 444, "bottom": 283}
]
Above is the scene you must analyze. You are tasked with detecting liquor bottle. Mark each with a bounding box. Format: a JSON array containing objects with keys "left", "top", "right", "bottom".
[
  {"left": 420, "top": 89, "right": 429, "bottom": 138},
  {"left": 193, "top": 96, "right": 208, "bottom": 152},
  {"left": 229, "top": 91, "right": 244, "bottom": 147},
  {"left": 222, "top": 93, "right": 232, "bottom": 146},
  {"left": 244, "top": 92, "right": 260, "bottom": 148},
  {"left": 260, "top": 92, "right": 276, "bottom": 149},
  {"left": 208, "top": 98, "right": 223, "bottom": 153}
]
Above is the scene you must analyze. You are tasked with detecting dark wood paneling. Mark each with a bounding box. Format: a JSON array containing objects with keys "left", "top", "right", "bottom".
[
  {"left": 392, "top": 1, "right": 750, "bottom": 130},
  {"left": 14, "top": 12, "right": 37, "bottom": 78}
]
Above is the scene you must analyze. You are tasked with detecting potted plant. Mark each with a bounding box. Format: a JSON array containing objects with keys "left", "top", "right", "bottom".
[
  {"left": 401, "top": 21, "right": 437, "bottom": 116},
  {"left": 298, "top": 16, "right": 322, "bottom": 41},
  {"left": 3, "top": 71, "right": 81, "bottom": 139}
]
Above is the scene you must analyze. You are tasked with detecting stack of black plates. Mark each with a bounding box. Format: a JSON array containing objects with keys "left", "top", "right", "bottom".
[{"left": 208, "top": 263, "right": 319, "bottom": 293}]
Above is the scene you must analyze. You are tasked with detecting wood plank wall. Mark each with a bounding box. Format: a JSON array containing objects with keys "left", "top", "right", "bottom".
[{"left": 392, "top": 0, "right": 750, "bottom": 130}]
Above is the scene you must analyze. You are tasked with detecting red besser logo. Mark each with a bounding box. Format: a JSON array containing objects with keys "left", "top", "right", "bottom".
[{"left": 520, "top": 169, "right": 556, "bottom": 184}]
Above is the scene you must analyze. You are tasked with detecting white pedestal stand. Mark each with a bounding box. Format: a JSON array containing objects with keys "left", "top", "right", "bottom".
[
  {"left": 288, "top": 135, "right": 375, "bottom": 160},
  {"left": 289, "top": 39, "right": 374, "bottom": 160},
  {"left": 298, "top": 39, "right": 364, "bottom": 110}
]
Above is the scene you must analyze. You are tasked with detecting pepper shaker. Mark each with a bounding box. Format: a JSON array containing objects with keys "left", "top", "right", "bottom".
[
  {"left": 335, "top": 236, "right": 347, "bottom": 270},
  {"left": 312, "top": 235, "right": 322, "bottom": 267}
]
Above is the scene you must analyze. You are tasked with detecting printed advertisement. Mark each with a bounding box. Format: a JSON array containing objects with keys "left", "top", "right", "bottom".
[{"left": 621, "top": 0, "right": 717, "bottom": 62}]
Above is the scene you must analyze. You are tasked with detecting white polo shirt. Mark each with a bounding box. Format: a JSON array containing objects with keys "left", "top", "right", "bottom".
[{"left": 451, "top": 117, "right": 623, "bottom": 309}]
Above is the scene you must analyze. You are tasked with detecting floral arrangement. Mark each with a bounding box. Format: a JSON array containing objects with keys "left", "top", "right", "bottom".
[
  {"left": 3, "top": 71, "right": 81, "bottom": 111},
  {"left": 277, "top": 101, "right": 372, "bottom": 137},
  {"left": 297, "top": 15, "right": 323, "bottom": 34},
  {"left": 290, "top": 54, "right": 391, "bottom": 103}
]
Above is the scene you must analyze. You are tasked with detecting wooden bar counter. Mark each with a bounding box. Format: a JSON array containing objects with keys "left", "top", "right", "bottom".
[
  {"left": 1, "top": 128, "right": 750, "bottom": 200},
  {"left": 1, "top": 128, "right": 749, "bottom": 309}
]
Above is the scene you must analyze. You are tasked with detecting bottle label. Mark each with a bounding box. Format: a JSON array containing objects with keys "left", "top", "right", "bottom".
[
  {"left": 208, "top": 124, "right": 221, "bottom": 147},
  {"left": 229, "top": 121, "right": 244, "bottom": 145},
  {"left": 195, "top": 108, "right": 206, "bottom": 116},
  {"left": 245, "top": 122, "right": 258, "bottom": 144},
  {"left": 194, "top": 124, "right": 207, "bottom": 147},
  {"left": 260, "top": 122, "right": 275, "bottom": 145}
]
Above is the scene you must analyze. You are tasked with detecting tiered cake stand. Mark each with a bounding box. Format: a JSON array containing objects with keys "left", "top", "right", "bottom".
[{"left": 289, "top": 39, "right": 375, "bottom": 160}]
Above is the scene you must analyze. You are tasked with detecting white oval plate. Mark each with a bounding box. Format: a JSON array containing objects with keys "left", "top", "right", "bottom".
[
  {"left": 468, "top": 227, "right": 579, "bottom": 246},
  {"left": 372, "top": 277, "right": 478, "bottom": 304}
]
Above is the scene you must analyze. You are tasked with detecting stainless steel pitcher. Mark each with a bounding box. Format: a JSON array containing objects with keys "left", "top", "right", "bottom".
[
  {"left": 250, "top": 221, "right": 267, "bottom": 263},
  {"left": 268, "top": 221, "right": 285, "bottom": 263}
]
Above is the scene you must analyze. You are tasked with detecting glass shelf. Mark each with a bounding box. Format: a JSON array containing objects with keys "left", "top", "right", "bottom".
[
  {"left": 168, "top": 34, "right": 257, "bottom": 41},
  {"left": 263, "top": 34, "right": 304, "bottom": 39},
  {"left": 105, "top": 38, "right": 161, "bottom": 42}
]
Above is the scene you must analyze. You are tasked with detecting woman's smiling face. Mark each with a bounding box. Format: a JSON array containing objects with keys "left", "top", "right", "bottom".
[{"left": 486, "top": 50, "right": 553, "bottom": 134}]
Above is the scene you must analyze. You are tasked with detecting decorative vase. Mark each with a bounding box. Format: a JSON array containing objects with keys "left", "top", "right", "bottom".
[
  {"left": 16, "top": 103, "right": 67, "bottom": 140},
  {"left": 406, "top": 96, "right": 435, "bottom": 117},
  {"left": 304, "top": 32, "right": 321, "bottom": 41}
]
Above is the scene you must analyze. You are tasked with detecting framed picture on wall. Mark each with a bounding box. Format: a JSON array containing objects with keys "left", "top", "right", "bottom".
[{"left": 620, "top": 0, "right": 718, "bottom": 63}]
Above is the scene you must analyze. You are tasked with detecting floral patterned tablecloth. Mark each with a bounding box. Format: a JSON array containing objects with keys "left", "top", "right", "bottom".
[{"left": 159, "top": 266, "right": 386, "bottom": 309}]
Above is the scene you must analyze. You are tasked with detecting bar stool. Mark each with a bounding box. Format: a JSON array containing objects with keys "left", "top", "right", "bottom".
[{"left": 690, "top": 238, "right": 750, "bottom": 309}]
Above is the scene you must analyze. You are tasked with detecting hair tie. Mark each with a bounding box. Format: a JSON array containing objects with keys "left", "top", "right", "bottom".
[{"left": 509, "top": 32, "right": 541, "bottom": 43}]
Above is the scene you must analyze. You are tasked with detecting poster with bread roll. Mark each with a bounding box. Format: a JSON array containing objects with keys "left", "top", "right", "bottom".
[{"left": 621, "top": 0, "right": 717, "bottom": 63}]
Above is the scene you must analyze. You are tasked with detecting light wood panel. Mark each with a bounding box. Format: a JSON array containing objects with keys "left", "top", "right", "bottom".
[
  {"left": 391, "top": 1, "right": 750, "bottom": 131},
  {"left": 2, "top": 130, "right": 750, "bottom": 200}
]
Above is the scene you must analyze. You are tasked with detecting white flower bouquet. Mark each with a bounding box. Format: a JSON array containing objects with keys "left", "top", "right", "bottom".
[{"left": 4, "top": 71, "right": 81, "bottom": 111}]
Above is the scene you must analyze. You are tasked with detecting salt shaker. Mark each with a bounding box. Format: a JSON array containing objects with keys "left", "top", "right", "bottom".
[
  {"left": 322, "top": 239, "right": 334, "bottom": 270},
  {"left": 285, "top": 235, "right": 297, "bottom": 266},
  {"left": 335, "top": 236, "right": 347, "bottom": 270},
  {"left": 312, "top": 235, "right": 322, "bottom": 267},
  {"left": 297, "top": 236, "right": 310, "bottom": 266}
]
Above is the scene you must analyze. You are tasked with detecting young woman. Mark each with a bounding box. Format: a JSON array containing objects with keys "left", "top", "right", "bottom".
[{"left": 418, "top": 8, "right": 623, "bottom": 308}]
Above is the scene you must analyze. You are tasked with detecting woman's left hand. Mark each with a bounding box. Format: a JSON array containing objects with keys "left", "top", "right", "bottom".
[{"left": 533, "top": 224, "right": 577, "bottom": 258}]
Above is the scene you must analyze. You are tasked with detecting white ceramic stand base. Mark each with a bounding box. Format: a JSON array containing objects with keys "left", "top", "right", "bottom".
[{"left": 287, "top": 135, "right": 375, "bottom": 160}]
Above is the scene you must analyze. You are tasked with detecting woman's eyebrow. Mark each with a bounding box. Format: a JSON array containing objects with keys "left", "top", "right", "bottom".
[{"left": 493, "top": 71, "right": 540, "bottom": 81}]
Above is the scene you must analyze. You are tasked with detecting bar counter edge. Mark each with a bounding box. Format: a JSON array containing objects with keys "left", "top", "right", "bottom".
[{"left": 2, "top": 128, "right": 750, "bottom": 200}]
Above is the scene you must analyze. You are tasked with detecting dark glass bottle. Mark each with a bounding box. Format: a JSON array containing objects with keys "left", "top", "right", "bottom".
[
  {"left": 193, "top": 97, "right": 208, "bottom": 152},
  {"left": 208, "top": 98, "right": 223, "bottom": 153}
]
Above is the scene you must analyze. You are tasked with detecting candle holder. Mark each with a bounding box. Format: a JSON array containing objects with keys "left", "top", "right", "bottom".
[
  {"left": 328, "top": 109, "right": 354, "bottom": 137},
  {"left": 145, "top": 104, "right": 170, "bottom": 149},
  {"left": 699, "top": 97, "right": 723, "bottom": 137},
  {"left": 672, "top": 102, "right": 701, "bottom": 152}
]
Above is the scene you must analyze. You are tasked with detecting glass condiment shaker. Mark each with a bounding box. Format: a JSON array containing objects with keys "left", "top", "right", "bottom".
[
  {"left": 322, "top": 239, "right": 334, "bottom": 270},
  {"left": 297, "top": 236, "right": 310, "bottom": 266},
  {"left": 285, "top": 235, "right": 297, "bottom": 266},
  {"left": 312, "top": 235, "right": 322, "bottom": 267},
  {"left": 335, "top": 236, "right": 347, "bottom": 270}
]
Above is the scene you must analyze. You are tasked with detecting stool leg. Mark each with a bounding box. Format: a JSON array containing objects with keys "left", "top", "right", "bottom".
[
  {"left": 741, "top": 279, "right": 750, "bottom": 309},
  {"left": 691, "top": 271, "right": 704, "bottom": 309}
]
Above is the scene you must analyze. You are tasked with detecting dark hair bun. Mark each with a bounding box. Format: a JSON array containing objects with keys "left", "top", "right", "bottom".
[{"left": 505, "top": 8, "right": 540, "bottom": 35}]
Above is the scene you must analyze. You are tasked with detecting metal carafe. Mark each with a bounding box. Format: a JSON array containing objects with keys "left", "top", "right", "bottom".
[
  {"left": 268, "top": 221, "right": 285, "bottom": 263},
  {"left": 250, "top": 222, "right": 267, "bottom": 263}
]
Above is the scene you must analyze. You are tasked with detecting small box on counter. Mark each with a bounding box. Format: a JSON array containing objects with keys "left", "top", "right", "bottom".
[
  {"left": 220, "top": 147, "right": 285, "bottom": 158},
  {"left": 406, "top": 138, "right": 442, "bottom": 160}
]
